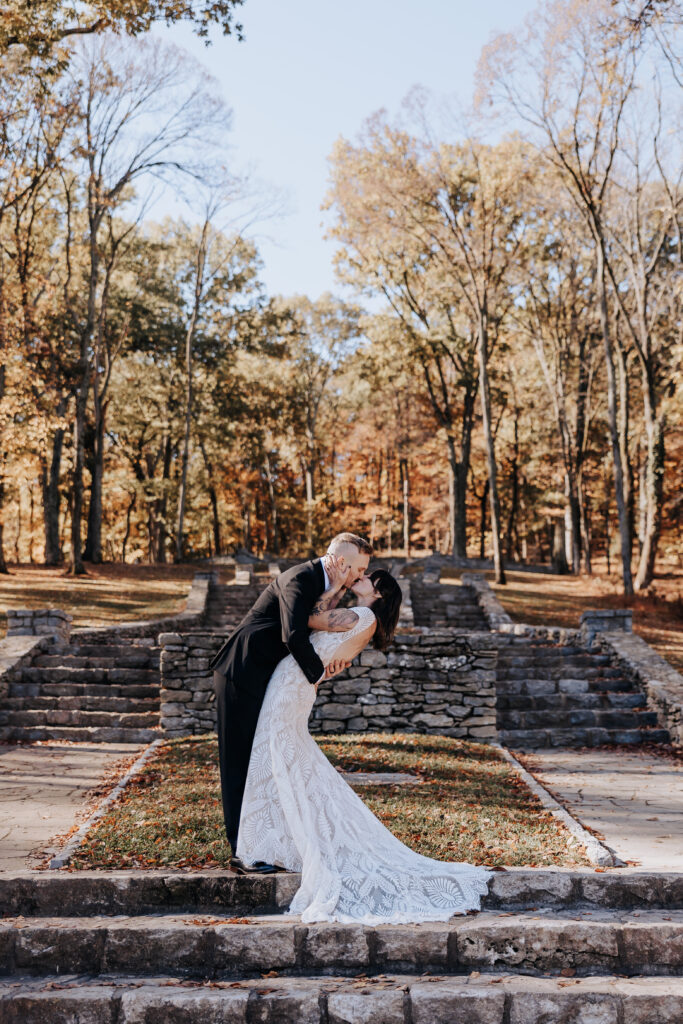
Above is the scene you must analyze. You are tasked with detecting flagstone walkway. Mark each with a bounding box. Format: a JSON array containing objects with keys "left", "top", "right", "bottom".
[
  {"left": 515, "top": 746, "right": 683, "bottom": 870},
  {"left": 0, "top": 741, "right": 143, "bottom": 871}
]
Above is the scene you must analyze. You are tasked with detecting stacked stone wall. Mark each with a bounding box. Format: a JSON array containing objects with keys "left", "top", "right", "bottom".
[{"left": 159, "top": 630, "right": 498, "bottom": 741}]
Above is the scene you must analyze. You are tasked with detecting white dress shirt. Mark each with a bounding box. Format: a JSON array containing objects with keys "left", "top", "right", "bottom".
[{"left": 315, "top": 557, "right": 332, "bottom": 685}]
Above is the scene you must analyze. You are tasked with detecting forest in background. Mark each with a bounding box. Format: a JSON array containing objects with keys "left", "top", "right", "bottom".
[{"left": 0, "top": 0, "right": 680, "bottom": 595}]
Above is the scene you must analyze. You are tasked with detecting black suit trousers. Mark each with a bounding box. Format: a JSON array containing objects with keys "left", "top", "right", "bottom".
[
  {"left": 214, "top": 668, "right": 264, "bottom": 852},
  {"left": 212, "top": 559, "right": 326, "bottom": 853}
]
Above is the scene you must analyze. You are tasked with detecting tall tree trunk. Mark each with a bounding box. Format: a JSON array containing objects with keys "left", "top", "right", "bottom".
[
  {"left": 477, "top": 316, "right": 505, "bottom": 583},
  {"left": 567, "top": 483, "right": 582, "bottom": 575},
  {"left": 446, "top": 435, "right": 469, "bottom": 559},
  {"left": 304, "top": 458, "right": 315, "bottom": 556},
  {"left": 400, "top": 457, "right": 410, "bottom": 556},
  {"left": 635, "top": 381, "right": 665, "bottom": 590},
  {"left": 551, "top": 518, "right": 569, "bottom": 574},
  {"left": 28, "top": 483, "right": 35, "bottom": 563},
  {"left": 70, "top": 376, "right": 89, "bottom": 575},
  {"left": 578, "top": 472, "right": 592, "bottom": 574},
  {"left": 84, "top": 409, "right": 105, "bottom": 562},
  {"left": 121, "top": 491, "right": 136, "bottom": 561},
  {"left": 41, "top": 421, "right": 65, "bottom": 569},
  {"left": 263, "top": 453, "right": 279, "bottom": 556},
  {"left": 175, "top": 320, "right": 195, "bottom": 563},
  {"left": 615, "top": 333, "right": 635, "bottom": 553},
  {"left": 596, "top": 245, "right": 633, "bottom": 594},
  {"left": 0, "top": 364, "right": 9, "bottom": 574},
  {"left": 176, "top": 222, "right": 208, "bottom": 563},
  {"left": 505, "top": 406, "right": 520, "bottom": 563},
  {"left": 479, "top": 477, "right": 489, "bottom": 561}
]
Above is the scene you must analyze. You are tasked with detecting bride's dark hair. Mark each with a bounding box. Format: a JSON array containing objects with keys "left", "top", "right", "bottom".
[{"left": 368, "top": 569, "right": 402, "bottom": 651}]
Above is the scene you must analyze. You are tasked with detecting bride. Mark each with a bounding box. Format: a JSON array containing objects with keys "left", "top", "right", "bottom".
[{"left": 236, "top": 564, "right": 492, "bottom": 924}]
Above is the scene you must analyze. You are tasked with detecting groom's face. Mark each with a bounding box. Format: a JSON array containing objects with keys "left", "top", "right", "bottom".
[{"left": 340, "top": 548, "right": 370, "bottom": 587}]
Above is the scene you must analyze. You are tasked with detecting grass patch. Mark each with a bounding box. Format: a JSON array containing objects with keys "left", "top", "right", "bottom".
[{"left": 69, "top": 733, "right": 590, "bottom": 871}]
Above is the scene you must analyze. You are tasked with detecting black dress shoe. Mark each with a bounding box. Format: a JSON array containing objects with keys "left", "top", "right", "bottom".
[
  {"left": 250, "top": 860, "right": 283, "bottom": 874},
  {"left": 228, "top": 856, "right": 249, "bottom": 874},
  {"left": 229, "top": 857, "right": 282, "bottom": 875}
]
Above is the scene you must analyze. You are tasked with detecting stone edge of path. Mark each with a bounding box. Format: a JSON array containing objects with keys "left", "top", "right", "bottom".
[
  {"left": 492, "top": 742, "right": 616, "bottom": 868},
  {"left": 48, "top": 738, "right": 164, "bottom": 869}
]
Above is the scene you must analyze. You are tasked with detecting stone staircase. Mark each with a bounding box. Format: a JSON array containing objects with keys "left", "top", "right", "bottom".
[
  {"left": 0, "top": 637, "right": 161, "bottom": 744},
  {"left": 496, "top": 636, "right": 670, "bottom": 748},
  {"left": 203, "top": 580, "right": 267, "bottom": 631},
  {"left": 411, "top": 580, "right": 489, "bottom": 631},
  {"left": 1, "top": 869, "right": 681, "bottom": 1021}
]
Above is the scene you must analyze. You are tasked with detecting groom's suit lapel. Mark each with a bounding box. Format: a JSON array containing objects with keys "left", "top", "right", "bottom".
[{"left": 311, "top": 557, "right": 325, "bottom": 592}]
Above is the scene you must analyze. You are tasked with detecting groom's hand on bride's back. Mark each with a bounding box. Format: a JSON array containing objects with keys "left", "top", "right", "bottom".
[{"left": 319, "top": 658, "right": 352, "bottom": 686}]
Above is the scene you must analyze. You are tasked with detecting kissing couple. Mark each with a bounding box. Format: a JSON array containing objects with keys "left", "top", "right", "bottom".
[{"left": 210, "top": 532, "right": 491, "bottom": 924}]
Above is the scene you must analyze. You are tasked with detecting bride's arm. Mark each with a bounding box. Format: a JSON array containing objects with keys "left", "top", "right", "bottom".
[
  {"left": 316, "top": 623, "right": 377, "bottom": 687},
  {"left": 309, "top": 605, "right": 360, "bottom": 631}
]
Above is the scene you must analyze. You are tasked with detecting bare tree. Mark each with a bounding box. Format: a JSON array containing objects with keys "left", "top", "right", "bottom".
[
  {"left": 477, "top": 0, "right": 644, "bottom": 592},
  {"left": 604, "top": 89, "right": 681, "bottom": 588},
  {"left": 59, "top": 32, "right": 231, "bottom": 572}
]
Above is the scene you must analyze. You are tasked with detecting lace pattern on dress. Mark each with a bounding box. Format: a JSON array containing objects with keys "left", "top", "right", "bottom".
[{"left": 236, "top": 604, "right": 492, "bottom": 923}]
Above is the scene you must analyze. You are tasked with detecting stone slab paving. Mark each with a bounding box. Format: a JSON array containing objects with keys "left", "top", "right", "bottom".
[
  {"left": 1, "top": 973, "right": 682, "bottom": 1024},
  {"left": 2, "top": 908, "right": 682, "bottom": 977},
  {"left": 515, "top": 747, "right": 683, "bottom": 870},
  {"left": 0, "top": 742, "right": 143, "bottom": 871},
  {"left": 340, "top": 771, "right": 420, "bottom": 786}
]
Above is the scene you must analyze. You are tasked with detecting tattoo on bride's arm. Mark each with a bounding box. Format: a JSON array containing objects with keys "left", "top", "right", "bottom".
[
  {"left": 311, "top": 591, "right": 337, "bottom": 617},
  {"left": 326, "top": 609, "right": 358, "bottom": 629}
]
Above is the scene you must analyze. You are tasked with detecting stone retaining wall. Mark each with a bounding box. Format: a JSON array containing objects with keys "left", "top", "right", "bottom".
[
  {"left": 596, "top": 631, "right": 683, "bottom": 746},
  {"left": 159, "top": 630, "right": 498, "bottom": 742},
  {"left": 0, "top": 635, "right": 52, "bottom": 729},
  {"left": 461, "top": 572, "right": 513, "bottom": 629},
  {"left": 7, "top": 608, "right": 73, "bottom": 642}
]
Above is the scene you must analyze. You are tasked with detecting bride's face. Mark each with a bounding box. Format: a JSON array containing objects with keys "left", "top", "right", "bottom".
[{"left": 351, "top": 576, "right": 376, "bottom": 599}]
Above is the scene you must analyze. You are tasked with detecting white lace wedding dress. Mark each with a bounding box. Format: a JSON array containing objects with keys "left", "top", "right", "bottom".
[{"left": 236, "top": 605, "right": 492, "bottom": 924}]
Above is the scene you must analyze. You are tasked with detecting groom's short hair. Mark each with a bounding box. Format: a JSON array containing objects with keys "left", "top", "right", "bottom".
[{"left": 328, "top": 532, "right": 373, "bottom": 556}]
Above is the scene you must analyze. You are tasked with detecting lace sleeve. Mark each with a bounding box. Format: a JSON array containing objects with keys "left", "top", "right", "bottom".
[{"left": 344, "top": 604, "right": 376, "bottom": 640}]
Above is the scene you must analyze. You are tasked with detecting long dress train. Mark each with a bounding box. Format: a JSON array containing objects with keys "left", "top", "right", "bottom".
[{"left": 236, "top": 605, "right": 492, "bottom": 924}]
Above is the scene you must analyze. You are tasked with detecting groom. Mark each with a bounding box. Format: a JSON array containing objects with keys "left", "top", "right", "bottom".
[{"left": 211, "top": 532, "right": 373, "bottom": 869}]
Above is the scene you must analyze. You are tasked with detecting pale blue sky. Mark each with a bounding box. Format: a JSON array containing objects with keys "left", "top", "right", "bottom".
[{"left": 156, "top": 0, "right": 539, "bottom": 299}]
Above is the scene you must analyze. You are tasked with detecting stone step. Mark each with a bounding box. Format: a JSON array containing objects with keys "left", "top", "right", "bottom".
[
  {"left": 52, "top": 642, "right": 159, "bottom": 656},
  {"left": 1, "top": 869, "right": 680, "bottom": 918},
  {"left": 499, "top": 664, "right": 625, "bottom": 680},
  {"left": 498, "top": 709, "right": 660, "bottom": 731},
  {"left": 2, "top": 973, "right": 682, "bottom": 1024},
  {"left": 4, "top": 708, "right": 159, "bottom": 729},
  {"left": 33, "top": 653, "right": 156, "bottom": 669},
  {"left": 500, "top": 726, "right": 671, "bottom": 748},
  {"left": 497, "top": 651, "right": 610, "bottom": 665},
  {"left": 496, "top": 678, "right": 636, "bottom": 697},
  {"left": 21, "top": 667, "right": 159, "bottom": 685},
  {"left": 497, "top": 691, "right": 647, "bottom": 712},
  {"left": 4, "top": 695, "right": 159, "bottom": 714},
  {"left": 9, "top": 682, "right": 159, "bottom": 700},
  {"left": 0, "top": 724, "right": 160, "bottom": 743},
  {"left": 1, "top": 909, "right": 682, "bottom": 979}
]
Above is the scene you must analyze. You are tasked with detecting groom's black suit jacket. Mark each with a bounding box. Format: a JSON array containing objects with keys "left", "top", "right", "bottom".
[
  {"left": 209, "top": 557, "right": 326, "bottom": 689},
  {"left": 211, "top": 558, "right": 327, "bottom": 850}
]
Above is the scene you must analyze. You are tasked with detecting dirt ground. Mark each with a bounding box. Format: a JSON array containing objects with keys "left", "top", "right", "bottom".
[{"left": 0, "top": 562, "right": 197, "bottom": 634}]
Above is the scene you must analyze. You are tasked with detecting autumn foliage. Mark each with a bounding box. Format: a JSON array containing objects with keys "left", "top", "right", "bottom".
[{"left": 0, "top": 1, "right": 680, "bottom": 593}]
